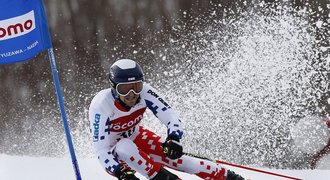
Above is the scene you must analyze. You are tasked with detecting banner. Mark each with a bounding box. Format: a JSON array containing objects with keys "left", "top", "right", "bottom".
[
  {"left": 0, "top": 1, "right": 82, "bottom": 179},
  {"left": 0, "top": 0, "right": 52, "bottom": 64}
]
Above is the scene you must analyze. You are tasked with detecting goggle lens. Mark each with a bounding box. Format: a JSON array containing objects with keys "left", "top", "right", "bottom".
[{"left": 116, "top": 81, "right": 143, "bottom": 96}]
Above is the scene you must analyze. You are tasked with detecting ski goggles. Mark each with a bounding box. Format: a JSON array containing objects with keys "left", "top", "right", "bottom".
[{"left": 116, "top": 81, "right": 143, "bottom": 96}]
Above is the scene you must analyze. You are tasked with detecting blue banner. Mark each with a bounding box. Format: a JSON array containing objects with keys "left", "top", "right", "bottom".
[{"left": 0, "top": 0, "right": 52, "bottom": 64}]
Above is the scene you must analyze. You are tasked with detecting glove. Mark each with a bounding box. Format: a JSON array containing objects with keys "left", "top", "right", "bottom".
[
  {"left": 162, "top": 134, "right": 183, "bottom": 159},
  {"left": 114, "top": 164, "right": 140, "bottom": 180},
  {"left": 226, "top": 170, "right": 245, "bottom": 180}
]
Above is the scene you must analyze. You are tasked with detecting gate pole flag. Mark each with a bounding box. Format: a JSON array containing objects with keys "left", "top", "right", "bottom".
[{"left": 0, "top": 0, "right": 82, "bottom": 179}]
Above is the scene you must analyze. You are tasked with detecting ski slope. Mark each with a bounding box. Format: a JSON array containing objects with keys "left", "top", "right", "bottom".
[{"left": 1, "top": 154, "right": 329, "bottom": 180}]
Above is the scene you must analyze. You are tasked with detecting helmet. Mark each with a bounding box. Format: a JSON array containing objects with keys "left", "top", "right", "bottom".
[{"left": 109, "top": 59, "right": 144, "bottom": 88}]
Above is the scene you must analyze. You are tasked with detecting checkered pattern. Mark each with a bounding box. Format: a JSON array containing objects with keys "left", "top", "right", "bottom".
[
  {"left": 109, "top": 126, "right": 227, "bottom": 179},
  {"left": 104, "top": 156, "right": 121, "bottom": 174},
  {"left": 195, "top": 160, "right": 226, "bottom": 180},
  {"left": 132, "top": 126, "right": 227, "bottom": 180}
]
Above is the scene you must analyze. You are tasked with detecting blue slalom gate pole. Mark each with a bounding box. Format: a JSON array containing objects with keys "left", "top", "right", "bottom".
[{"left": 48, "top": 48, "right": 82, "bottom": 180}]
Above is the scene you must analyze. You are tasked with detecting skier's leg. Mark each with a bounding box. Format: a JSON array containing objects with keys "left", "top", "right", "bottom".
[
  {"left": 161, "top": 153, "right": 229, "bottom": 179},
  {"left": 114, "top": 137, "right": 182, "bottom": 180},
  {"left": 134, "top": 126, "right": 245, "bottom": 180},
  {"left": 113, "top": 138, "right": 162, "bottom": 179},
  {"left": 133, "top": 127, "right": 228, "bottom": 179}
]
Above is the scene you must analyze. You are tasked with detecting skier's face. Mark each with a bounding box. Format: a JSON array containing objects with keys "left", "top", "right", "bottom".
[
  {"left": 119, "top": 92, "right": 140, "bottom": 107},
  {"left": 116, "top": 81, "right": 142, "bottom": 107}
]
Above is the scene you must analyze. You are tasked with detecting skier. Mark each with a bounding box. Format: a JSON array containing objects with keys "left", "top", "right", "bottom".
[{"left": 89, "top": 59, "right": 245, "bottom": 180}]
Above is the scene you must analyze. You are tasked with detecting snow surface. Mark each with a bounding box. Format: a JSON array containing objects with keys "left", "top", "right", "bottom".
[
  {"left": 1, "top": 154, "right": 330, "bottom": 180},
  {"left": 1, "top": 2, "right": 329, "bottom": 180}
]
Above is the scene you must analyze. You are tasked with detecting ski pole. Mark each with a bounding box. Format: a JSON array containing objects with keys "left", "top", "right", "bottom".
[
  {"left": 48, "top": 48, "right": 82, "bottom": 180},
  {"left": 183, "top": 152, "right": 302, "bottom": 180}
]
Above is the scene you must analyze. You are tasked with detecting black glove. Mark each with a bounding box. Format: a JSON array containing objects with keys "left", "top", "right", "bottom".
[
  {"left": 162, "top": 134, "right": 183, "bottom": 159},
  {"left": 226, "top": 170, "right": 245, "bottom": 180},
  {"left": 114, "top": 164, "right": 140, "bottom": 180}
]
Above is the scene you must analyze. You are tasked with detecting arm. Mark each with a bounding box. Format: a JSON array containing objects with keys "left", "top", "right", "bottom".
[
  {"left": 142, "top": 84, "right": 183, "bottom": 139},
  {"left": 89, "top": 105, "right": 121, "bottom": 175},
  {"left": 142, "top": 84, "right": 184, "bottom": 159}
]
